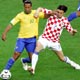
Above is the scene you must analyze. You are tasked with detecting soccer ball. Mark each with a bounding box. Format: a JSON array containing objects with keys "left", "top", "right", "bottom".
[{"left": 0, "top": 70, "right": 11, "bottom": 80}]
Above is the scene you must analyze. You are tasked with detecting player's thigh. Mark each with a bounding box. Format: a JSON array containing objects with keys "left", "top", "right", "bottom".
[
  {"left": 25, "top": 41, "right": 36, "bottom": 53},
  {"left": 50, "top": 42, "right": 62, "bottom": 51},
  {"left": 37, "top": 36, "right": 48, "bottom": 51},
  {"left": 14, "top": 38, "right": 25, "bottom": 53},
  {"left": 35, "top": 41, "right": 44, "bottom": 52}
]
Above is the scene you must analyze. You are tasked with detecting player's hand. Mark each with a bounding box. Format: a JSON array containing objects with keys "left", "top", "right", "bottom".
[
  {"left": 34, "top": 7, "right": 43, "bottom": 18},
  {"left": 72, "top": 29, "right": 77, "bottom": 36},
  {"left": 34, "top": 13, "right": 39, "bottom": 18},
  {"left": 51, "top": 10, "right": 58, "bottom": 16},
  {"left": 2, "top": 33, "right": 6, "bottom": 41}
]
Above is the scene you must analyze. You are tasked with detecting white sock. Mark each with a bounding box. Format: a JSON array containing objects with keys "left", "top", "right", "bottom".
[
  {"left": 64, "top": 56, "right": 79, "bottom": 67},
  {"left": 32, "top": 53, "right": 38, "bottom": 70},
  {"left": 64, "top": 56, "right": 72, "bottom": 64}
]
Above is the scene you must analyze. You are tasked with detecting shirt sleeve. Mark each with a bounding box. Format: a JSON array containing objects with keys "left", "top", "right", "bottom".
[
  {"left": 64, "top": 18, "right": 73, "bottom": 32},
  {"left": 41, "top": 8, "right": 52, "bottom": 14},
  {"left": 10, "top": 14, "right": 20, "bottom": 26}
]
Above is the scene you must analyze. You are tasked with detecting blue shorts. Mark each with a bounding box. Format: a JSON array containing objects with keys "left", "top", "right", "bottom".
[{"left": 14, "top": 37, "right": 36, "bottom": 53}]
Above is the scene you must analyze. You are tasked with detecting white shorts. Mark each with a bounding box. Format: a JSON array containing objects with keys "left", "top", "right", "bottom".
[{"left": 38, "top": 36, "right": 62, "bottom": 51}]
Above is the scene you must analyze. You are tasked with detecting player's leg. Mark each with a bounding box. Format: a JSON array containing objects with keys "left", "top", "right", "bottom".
[
  {"left": 76, "top": 2, "right": 80, "bottom": 17},
  {"left": 21, "top": 53, "right": 31, "bottom": 71},
  {"left": 68, "top": 11, "right": 80, "bottom": 22},
  {"left": 51, "top": 42, "right": 80, "bottom": 69},
  {"left": 21, "top": 37, "right": 36, "bottom": 70},
  {"left": 21, "top": 53, "right": 31, "bottom": 64},
  {"left": 67, "top": 12, "right": 78, "bottom": 22},
  {"left": 21, "top": 51, "right": 35, "bottom": 71},
  {"left": 0, "top": 52, "right": 22, "bottom": 79},
  {"left": 54, "top": 50, "right": 80, "bottom": 69},
  {"left": 28, "top": 36, "right": 48, "bottom": 74},
  {"left": 28, "top": 37, "right": 47, "bottom": 74},
  {"left": 22, "top": 37, "right": 36, "bottom": 63},
  {"left": 31, "top": 36, "right": 49, "bottom": 74},
  {"left": 67, "top": 2, "right": 80, "bottom": 21},
  {"left": 0, "top": 38, "right": 25, "bottom": 74},
  {"left": 4, "top": 52, "right": 21, "bottom": 70},
  {"left": 28, "top": 41, "right": 44, "bottom": 74},
  {"left": 0, "top": 39, "right": 25, "bottom": 79},
  {"left": 32, "top": 42, "right": 43, "bottom": 68}
]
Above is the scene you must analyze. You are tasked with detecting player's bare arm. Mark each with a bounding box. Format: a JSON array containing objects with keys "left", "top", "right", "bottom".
[{"left": 2, "top": 24, "right": 13, "bottom": 41}]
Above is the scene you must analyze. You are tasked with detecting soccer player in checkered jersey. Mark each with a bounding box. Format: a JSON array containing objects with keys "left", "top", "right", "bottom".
[{"left": 28, "top": 5, "right": 80, "bottom": 74}]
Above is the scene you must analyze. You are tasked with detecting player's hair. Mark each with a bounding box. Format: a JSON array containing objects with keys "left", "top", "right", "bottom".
[
  {"left": 22, "top": 0, "right": 25, "bottom": 3},
  {"left": 57, "top": 5, "right": 67, "bottom": 13},
  {"left": 23, "top": 0, "right": 32, "bottom": 6}
]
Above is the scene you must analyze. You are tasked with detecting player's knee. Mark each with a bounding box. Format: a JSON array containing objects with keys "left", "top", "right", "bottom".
[
  {"left": 36, "top": 42, "right": 43, "bottom": 52},
  {"left": 13, "top": 52, "right": 21, "bottom": 60}
]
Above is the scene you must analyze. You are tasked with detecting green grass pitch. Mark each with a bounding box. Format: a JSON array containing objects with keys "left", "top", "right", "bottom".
[{"left": 0, "top": 0, "right": 80, "bottom": 80}]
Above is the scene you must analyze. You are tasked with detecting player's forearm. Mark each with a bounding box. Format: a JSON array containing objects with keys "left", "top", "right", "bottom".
[
  {"left": 34, "top": 7, "right": 43, "bottom": 18},
  {"left": 51, "top": 10, "right": 58, "bottom": 16},
  {"left": 2, "top": 24, "right": 13, "bottom": 41},
  {"left": 3, "top": 24, "right": 12, "bottom": 34}
]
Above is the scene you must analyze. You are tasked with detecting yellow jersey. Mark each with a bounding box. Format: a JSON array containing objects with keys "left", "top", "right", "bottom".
[{"left": 10, "top": 10, "right": 44, "bottom": 38}]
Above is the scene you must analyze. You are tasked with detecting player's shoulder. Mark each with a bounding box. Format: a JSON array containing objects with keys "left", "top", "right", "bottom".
[
  {"left": 62, "top": 16, "right": 68, "bottom": 21},
  {"left": 15, "top": 11, "right": 25, "bottom": 17},
  {"left": 31, "top": 10, "right": 36, "bottom": 13},
  {"left": 18, "top": 11, "right": 25, "bottom": 15}
]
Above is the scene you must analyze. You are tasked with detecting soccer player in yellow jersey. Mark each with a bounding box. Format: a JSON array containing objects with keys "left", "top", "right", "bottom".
[{"left": 0, "top": 0, "right": 44, "bottom": 77}]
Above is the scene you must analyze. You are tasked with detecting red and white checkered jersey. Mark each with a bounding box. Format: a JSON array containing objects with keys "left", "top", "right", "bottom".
[
  {"left": 41, "top": 9, "right": 73, "bottom": 43},
  {"left": 42, "top": 8, "right": 52, "bottom": 14}
]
